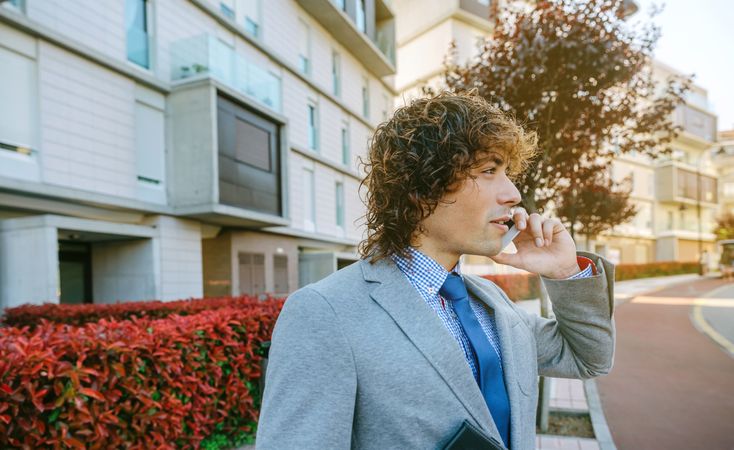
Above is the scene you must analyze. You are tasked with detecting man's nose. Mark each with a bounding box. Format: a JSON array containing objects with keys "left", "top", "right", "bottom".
[{"left": 498, "top": 175, "right": 522, "bottom": 206}]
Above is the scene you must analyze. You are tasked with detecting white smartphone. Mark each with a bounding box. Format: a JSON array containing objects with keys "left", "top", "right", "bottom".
[{"left": 500, "top": 219, "right": 521, "bottom": 253}]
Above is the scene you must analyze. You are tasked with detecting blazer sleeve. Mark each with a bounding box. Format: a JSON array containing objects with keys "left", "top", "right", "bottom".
[
  {"left": 255, "top": 287, "right": 357, "bottom": 449},
  {"left": 513, "top": 251, "right": 616, "bottom": 379}
]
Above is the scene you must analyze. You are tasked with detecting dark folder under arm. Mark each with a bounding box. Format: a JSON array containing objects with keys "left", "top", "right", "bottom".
[{"left": 442, "top": 420, "right": 507, "bottom": 450}]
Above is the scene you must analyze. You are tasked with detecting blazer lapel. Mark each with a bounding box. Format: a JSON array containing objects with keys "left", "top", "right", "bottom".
[
  {"left": 465, "top": 275, "right": 524, "bottom": 450},
  {"left": 360, "top": 259, "right": 498, "bottom": 438}
]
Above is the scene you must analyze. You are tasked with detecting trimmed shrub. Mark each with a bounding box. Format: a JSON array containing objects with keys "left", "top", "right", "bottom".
[
  {"left": 615, "top": 261, "right": 699, "bottom": 281},
  {"left": 481, "top": 273, "right": 541, "bottom": 301},
  {"left": 0, "top": 299, "right": 284, "bottom": 449},
  {"left": 1, "top": 295, "right": 277, "bottom": 329}
]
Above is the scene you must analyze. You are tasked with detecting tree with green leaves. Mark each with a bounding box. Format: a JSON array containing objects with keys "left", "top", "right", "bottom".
[{"left": 436, "top": 0, "right": 690, "bottom": 238}]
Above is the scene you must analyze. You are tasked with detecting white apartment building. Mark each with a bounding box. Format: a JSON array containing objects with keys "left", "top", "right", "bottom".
[
  {"left": 715, "top": 130, "right": 734, "bottom": 215},
  {"left": 599, "top": 63, "right": 719, "bottom": 265},
  {"left": 0, "top": 0, "right": 396, "bottom": 307}
]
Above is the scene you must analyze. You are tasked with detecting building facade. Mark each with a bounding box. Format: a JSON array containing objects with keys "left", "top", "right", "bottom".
[
  {"left": 0, "top": 0, "right": 395, "bottom": 307},
  {"left": 715, "top": 130, "right": 734, "bottom": 216}
]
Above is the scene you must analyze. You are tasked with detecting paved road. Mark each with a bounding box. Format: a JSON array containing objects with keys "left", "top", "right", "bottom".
[
  {"left": 596, "top": 278, "right": 734, "bottom": 450},
  {"left": 700, "top": 283, "right": 734, "bottom": 352}
]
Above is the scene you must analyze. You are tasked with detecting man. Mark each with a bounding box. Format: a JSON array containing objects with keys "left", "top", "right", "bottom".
[{"left": 256, "top": 92, "right": 615, "bottom": 449}]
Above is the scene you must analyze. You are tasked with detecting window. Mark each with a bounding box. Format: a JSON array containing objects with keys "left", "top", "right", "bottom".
[
  {"left": 341, "top": 122, "right": 350, "bottom": 166},
  {"left": 217, "top": 96, "right": 281, "bottom": 215},
  {"left": 362, "top": 76, "right": 370, "bottom": 119},
  {"left": 307, "top": 103, "right": 318, "bottom": 151},
  {"left": 333, "top": 0, "right": 346, "bottom": 10},
  {"left": 356, "top": 0, "right": 366, "bottom": 33},
  {"left": 125, "top": 0, "right": 150, "bottom": 69},
  {"left": 667, "top": 211, "right": 674, "bottom": 230},
  {"left": 336, "top": 182, "right": 345, "bottom": 229},
  {"left": 134, "top": 101, "right": 165, "bottom": 185},
  {"left": 332, "top": 51, "right": 341, "bottom": 97},
  {"left": 220, "top": 1, "right": 235, "bottom": 19},
  {"left": 239, "top": 0, "right": 260, "bottom": 37},
  {"left": 2, "top": 0, "right": 23, "bottom": 12},
  {"left": 303, "top": 167, "right": 316, "bottom": 231},
  {"left": 273, "top": 254, "right": 289, "bottom": 294},
  {"left": 298, "top": 19, "right": 310, "bottom": 75},
  {"left": 0, "top": 44, "right": 37, "bottom": 153}
]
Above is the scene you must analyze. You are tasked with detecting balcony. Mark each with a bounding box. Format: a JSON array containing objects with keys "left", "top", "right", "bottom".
[
  {"left": 167, "top": 79, "right": 288, "bottom": 229},
  {"left": 674, "top": 104, "right": 717, "bottom": 143},
  {"left": 170, "top": 34, "right": 281, "bottom": 113},
  {"left": 296, "top": 0, "right": 395, "bottom": 77},
  {"left": 656, "top": 163, "right": 718, "bottom": 205}
]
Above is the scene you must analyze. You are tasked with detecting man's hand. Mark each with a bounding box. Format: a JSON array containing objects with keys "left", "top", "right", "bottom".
[{"left": 490, "top": 209, "right": 581, "bottom": 279}]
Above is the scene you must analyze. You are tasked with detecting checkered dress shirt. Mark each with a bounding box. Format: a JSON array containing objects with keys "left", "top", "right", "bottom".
[{"left": 391, "top": 247, "right": 593, "bottom": 383}]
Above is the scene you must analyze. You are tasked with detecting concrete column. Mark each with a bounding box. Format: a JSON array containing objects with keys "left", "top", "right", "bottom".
[
  {"left": 0, "top": 219, "right": 58, "bottom": 308},
  {"left": 143, "top": 215, "right": 203, "bottom": 301}
]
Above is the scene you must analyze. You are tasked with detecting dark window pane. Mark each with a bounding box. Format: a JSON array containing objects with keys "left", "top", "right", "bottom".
[{"left": 236, "top": 118, "right": 271, "bottom": 171}]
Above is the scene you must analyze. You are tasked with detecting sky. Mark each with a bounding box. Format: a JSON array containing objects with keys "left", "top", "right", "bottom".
[{"left": 632, "top": 0, "right": 734, "bottom": 131}]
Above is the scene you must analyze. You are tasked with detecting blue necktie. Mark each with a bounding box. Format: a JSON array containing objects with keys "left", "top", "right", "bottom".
[{"left": 440, "top": 273, "right": 511, "bottom": 449}]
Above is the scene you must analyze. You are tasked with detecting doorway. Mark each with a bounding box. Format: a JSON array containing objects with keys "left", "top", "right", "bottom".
[{"left": 58, "top": 241, "right": 92, "bottom": 304}]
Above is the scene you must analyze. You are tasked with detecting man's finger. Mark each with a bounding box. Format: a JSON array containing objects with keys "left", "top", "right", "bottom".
[
  {"left": 512, "top": 207, "right": 528, "bottom": 230},
  {"left": 528, "top": 213, "right": 544, "bottom": 247},
  {"left": 542, "top": 219, "right": 555, "bottom": 247}
]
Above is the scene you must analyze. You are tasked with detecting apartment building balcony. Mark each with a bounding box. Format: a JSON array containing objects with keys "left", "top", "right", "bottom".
[
  {"left": 167, "top": 76, "right": 289, "bottom": 229},
  {"left": 674, "top": 103, "right": 717, "bottom": 144},
  {"left": 655, "top": 162, "right": 718, "bottom": 206},
  {"left": 296, "top": 0, "right": 396, "bottom": 77},
  {"left": 170, "top": 34, "right": 281, "bottom": 113}
]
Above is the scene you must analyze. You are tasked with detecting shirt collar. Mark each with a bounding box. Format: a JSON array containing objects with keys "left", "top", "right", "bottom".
[{"left": 391, "top": 247, "right": 462, "bottom": 295}]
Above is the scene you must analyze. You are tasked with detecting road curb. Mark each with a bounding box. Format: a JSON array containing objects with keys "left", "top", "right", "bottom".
[
  {"left": 583, "top": 379, "right": 616, "bottom": 450},
  {"left": 689, "top": 283, "right": 734, "bottom": 358}
]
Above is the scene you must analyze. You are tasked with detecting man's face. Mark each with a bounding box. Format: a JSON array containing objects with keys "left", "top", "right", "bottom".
[{"left": 413, "top": 152, "right": 522, "bottom": 261}]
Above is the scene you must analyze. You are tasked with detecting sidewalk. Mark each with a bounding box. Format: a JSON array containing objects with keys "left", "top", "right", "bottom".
[{"left": 520, "top": 273, "right": 709, "bottom": 450}]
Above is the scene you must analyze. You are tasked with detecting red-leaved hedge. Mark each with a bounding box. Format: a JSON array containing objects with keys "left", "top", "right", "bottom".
[
  {"left": 1, "top": 295, "right": 277, "bottom": 329},
  {"left": 615, "top": 261, "right": 699, "bottom": 281},
  {"left": 0, "top": 299, "right": 284, "bottom": 449},
  {"left": 481, "top": 273, "right": 541, "bottom": 301}
]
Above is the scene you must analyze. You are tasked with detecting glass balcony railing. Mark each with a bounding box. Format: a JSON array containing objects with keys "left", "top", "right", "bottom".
[
  {"left": 170, "top": 34, "right": 281, "bottom": 113},
  {"left": 674, "top": 104, "right": 717, "bottom": 142}
]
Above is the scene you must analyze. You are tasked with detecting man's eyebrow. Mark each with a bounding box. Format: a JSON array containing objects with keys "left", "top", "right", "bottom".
[{"left": 479, "top": 153, "right": 506, "bottom": 166}]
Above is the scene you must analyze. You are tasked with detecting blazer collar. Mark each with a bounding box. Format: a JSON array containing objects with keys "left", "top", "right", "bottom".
[{"left": 360, "top": 258, "right": 500, "bottom": 438}]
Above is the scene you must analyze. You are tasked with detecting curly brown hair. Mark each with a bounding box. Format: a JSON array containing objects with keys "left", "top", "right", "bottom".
[{"left": 358, "top": 91, "right": 538, "bottom": 262}]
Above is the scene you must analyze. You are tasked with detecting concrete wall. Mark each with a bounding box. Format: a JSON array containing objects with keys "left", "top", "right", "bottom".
[
  {"left": 145, "top": 216, "right": 204, "bottom": 300},
  {"left": 92, "top": 239, "right": 158, "bottom": 303},
  {"left": 0, "top": 221, "right": 58, "bottom": 308},
  {"left": 167, "top": 83, "right": 218, "bottom": 207}
]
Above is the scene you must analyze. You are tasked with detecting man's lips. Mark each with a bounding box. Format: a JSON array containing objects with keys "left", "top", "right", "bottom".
[{"left": 489, "top": 214, "right": 512, "bottom": 233}]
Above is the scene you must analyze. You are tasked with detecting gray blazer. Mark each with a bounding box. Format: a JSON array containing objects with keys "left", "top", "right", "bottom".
[{"left": 256, "top": 252, "right": 615, "bottom": 450}]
